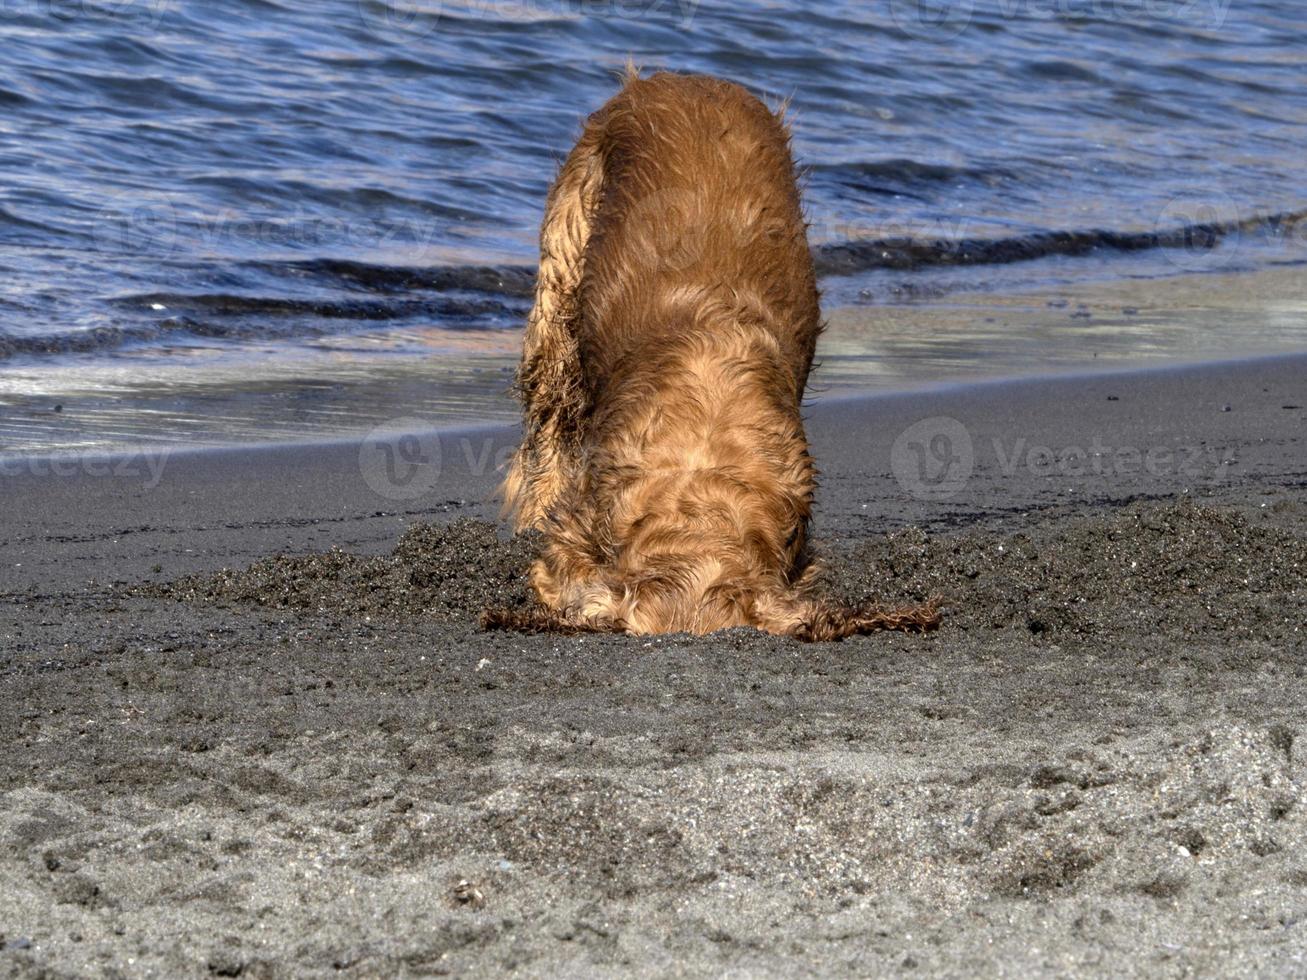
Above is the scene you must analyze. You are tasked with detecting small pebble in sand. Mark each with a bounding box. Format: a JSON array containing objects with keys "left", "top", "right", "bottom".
[{"left": 453, "top": 879, "right": 485, "bottom": 909}]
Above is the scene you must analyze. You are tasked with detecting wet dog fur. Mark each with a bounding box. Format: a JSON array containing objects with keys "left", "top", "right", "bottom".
[{"left": 485, "top": 69, "right": 940, "bottom": 640}]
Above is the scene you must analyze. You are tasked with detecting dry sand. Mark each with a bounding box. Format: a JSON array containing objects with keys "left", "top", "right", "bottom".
[{"left": 1, "top": 353, "right": 1305, "bottom": 977}]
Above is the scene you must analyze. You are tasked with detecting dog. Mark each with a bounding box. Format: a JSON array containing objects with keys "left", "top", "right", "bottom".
[{"left": 483, "top": 69, "right": 940, "bottom": 640}]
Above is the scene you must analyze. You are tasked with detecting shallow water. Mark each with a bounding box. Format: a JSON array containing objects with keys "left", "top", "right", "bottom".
[{"left": 1, "top": 0, "right": 1305, "bottom": 451}]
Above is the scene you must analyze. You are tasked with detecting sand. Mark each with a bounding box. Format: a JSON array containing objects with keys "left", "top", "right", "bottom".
[{"left": 1, "top": 353, "right": 1305, "bottom": 977}]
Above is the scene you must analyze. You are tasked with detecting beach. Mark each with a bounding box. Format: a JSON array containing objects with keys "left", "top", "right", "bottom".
[
  {"left": 2, "top": 351, "right": 1304, "bottom": 977},
  {"left": 3, "top": 0, "right": 1307, "bottom": 975}
]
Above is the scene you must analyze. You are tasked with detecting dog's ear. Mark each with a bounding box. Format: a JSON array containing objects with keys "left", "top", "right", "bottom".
[{"left": 753, "top": 593, "right": 942, "bottom": 642}]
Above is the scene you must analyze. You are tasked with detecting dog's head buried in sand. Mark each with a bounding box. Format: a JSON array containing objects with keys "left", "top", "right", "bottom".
[{"left": 483, "top": 69, "right": 940, "bottom": 641}]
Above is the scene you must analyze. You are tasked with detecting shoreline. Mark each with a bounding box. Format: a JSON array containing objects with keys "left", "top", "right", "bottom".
[
  {"left": 3, "top": 344, "right": 1304, "bottom": 461},
  {"left": 3, "top": 349, "right": 1304, "bottom": 592},
  {"left": 4, "top": 261, "right": 1306, "bottom": 457}
]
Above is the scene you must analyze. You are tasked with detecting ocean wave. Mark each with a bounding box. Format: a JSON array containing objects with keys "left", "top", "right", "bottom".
[
  {"left": 813, "top": 208, "right": 1307, "bottom": 276},
  {"left": 111, "top": 291, "right": 526, "bottom": 322},
  {"left": 9, "top": 203, "right": 1299, "bottom": 365},
  {"left": 250, "top": 259, "right": 538, "bottom": 298}
]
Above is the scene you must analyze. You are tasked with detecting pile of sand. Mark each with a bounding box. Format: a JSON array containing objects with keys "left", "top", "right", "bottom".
[{"left": 148, "top": 500, "right": 1304, "bottom": 646}]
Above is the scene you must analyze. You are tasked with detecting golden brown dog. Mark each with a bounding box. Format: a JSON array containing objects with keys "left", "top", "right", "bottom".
[{"left": 484, "top": 70, "right": 940, "bottom": 640}]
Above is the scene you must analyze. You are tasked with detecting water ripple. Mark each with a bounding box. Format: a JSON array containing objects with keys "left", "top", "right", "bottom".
[{"left": 0, "top": 0, "right": 1303, "bottom": 364}]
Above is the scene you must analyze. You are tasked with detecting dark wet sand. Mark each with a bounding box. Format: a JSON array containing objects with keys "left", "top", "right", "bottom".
[{"left": 1, "top": 354, "right": 1305, "bottom": 977}]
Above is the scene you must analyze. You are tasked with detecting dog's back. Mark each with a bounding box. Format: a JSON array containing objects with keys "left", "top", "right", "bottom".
[{"left": 577, "top": 73, "right": 820, "bottom": 399}]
